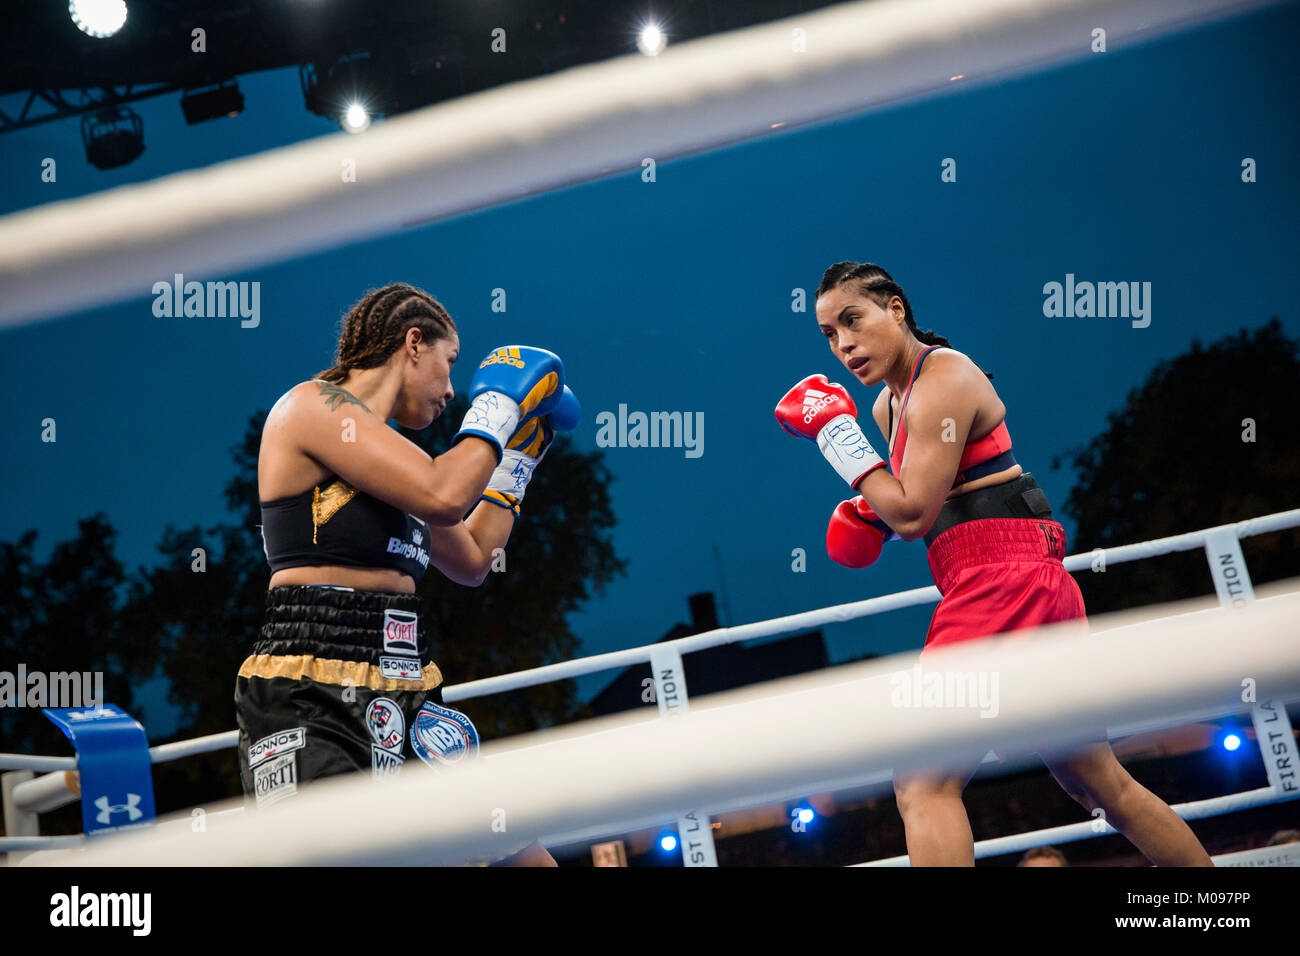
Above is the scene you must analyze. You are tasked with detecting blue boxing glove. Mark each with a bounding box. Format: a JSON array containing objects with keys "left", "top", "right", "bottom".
[
  {"left": 482, "top": 386, "right": 580, "bottom": 515},
  {"left": 454, "top": 346, "right": 565, "bottom": 461},
  {"left": 547, "top": 384, "right": 582, "bottom": 432}
]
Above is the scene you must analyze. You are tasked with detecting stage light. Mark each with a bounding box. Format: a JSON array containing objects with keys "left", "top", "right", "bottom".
[
  {"left": 659, "top": 832, "right": 677, "bottom": 852},
  {"left": 342, "top": 103, "right": 371, "bottom": 133},
  {"left": 81, "top": 106, "right": 144, "bottom": 169},
  {"left": 301, "top": 57, "right": 388, "bottom": 132},
  {"left": 1223, "top": 733, "right": 1241, "bottom": 752},
  {"left": 637, "top": 23, "right": 666, "bottom": 56},
  {"left": 796, "top": 806, "right": 815, "bottom": 826},
  {"left": 69, "top": 0, "right": 128, "bottom": 39},
  {"left": 180, "top": 85, "right": 245, "bottom": 125}
]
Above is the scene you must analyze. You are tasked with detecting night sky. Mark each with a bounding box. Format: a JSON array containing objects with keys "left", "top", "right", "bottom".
[{"left": 2, "top": 4, "right": 1297, "bottom": 730}]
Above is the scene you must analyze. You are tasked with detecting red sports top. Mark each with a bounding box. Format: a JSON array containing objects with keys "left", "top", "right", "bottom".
[{"left": 887, "top": 345, "right": 1015, "bottom": 488}]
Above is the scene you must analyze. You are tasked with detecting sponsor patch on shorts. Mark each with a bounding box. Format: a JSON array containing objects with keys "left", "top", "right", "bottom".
[
  {"left": 379, "top": 656, "right": 424, "bottom": 682},
  {"left": 410, "top": 701, "right": 480, "bottom": 770},
  {"left": 247, "top": 727, "right": 306, "bottom": 769},
  {"left": 372, "top": 745, "right": 405, "bottom": 778},
  {"left": 382, "top": 609, "right": 419, "bottom": 657},
  {"left": 365, "top": 697, "right": 405, "bottom": 753},
  {"left": 253, "top": 752, "right": 298, "bottom": 807}
]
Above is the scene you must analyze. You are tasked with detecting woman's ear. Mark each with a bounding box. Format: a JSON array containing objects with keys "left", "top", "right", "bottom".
[{"left": 405, "top": 326, "right": 424, "bottom": 356}]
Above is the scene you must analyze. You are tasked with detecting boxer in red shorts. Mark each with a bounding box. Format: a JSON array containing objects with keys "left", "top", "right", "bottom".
[{"left": 775, "top": 261, "right": 1211, "bottom": 867}]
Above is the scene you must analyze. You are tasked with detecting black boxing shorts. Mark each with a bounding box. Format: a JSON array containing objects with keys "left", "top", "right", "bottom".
[{"left": 235, "top": 585, "right": 480, "bottom": 806}]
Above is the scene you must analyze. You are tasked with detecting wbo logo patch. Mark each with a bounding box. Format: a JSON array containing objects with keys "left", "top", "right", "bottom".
[{"left": 410, "top": 701, "right": 480, "bottom": 770}]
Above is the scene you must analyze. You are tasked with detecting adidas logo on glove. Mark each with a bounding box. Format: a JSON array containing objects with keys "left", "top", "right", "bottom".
[
  {"left": 802, "top": 389, "right": 838, "bottom": 424},
  {"left": 479, "top": 347, "right": 526, "bottom": 369}
]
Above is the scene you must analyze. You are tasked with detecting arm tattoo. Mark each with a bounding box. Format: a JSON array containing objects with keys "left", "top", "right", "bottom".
[{"left": 315, "top": 382, "right": 371, "bottom": 414}]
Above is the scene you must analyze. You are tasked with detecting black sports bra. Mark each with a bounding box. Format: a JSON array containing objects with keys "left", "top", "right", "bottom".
[{"left": 259, "top": 477, "right": 430, "bottom": 581}]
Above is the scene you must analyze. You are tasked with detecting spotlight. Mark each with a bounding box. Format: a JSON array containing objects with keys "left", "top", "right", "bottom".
[
  {"left": 342, "top": 103, "right": 371, "bottom": 133},
  {"left": 81, "top": 106, "right": 144, "bottom": 169},
  {"left": 69, "top": 0, "right": 128, "bottom": 39},
  {"left": 637, "top": 23, "right": 667, "bottom": 56},
  {"left": 301, "top": 55, "right": 390, "bottom": 132},
  {"left": 1223, "top": 733, "right": 1241, "bottom": 752},
  {"left": 180, "top": 84, "right": 245, "bottom": 125},
  {"left": 658, "top": 832, "right": 678, "bottom": 853}
]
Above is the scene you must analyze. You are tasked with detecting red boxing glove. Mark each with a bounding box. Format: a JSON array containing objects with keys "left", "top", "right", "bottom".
[
  {"left": 826, "top": 498, "right": 898, "bottom": 568},
  {"left": 775, "top": 374, "right": 886, "bottom": 488},
  {"left": 775, "top": 374, "right": 858, "bottom": 440},
  {"left": 853, "top": 497, "right": 898, "bottom": 541}
]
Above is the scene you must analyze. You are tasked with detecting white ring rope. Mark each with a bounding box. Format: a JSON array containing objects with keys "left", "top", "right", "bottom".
[
  {"left": 0, "top": 730, "right": 238, "bottom": 774},
  {"left": 4, "top": 509, "right": 1296, "bottom": 776},
  {"left": 23, "top": 588, "right": 1300, "bottom": 867},
  {"left": 1060, "top": 509, "right": 1300, "bottom": 574},
  {"left": 9, "top": 748, "right": 1292, "bottom": 859},
  {"left": 446, "top": 510, "right": 1300, "bottom": 701},
  {"left": 0, "top": 0, "right": 1280, "bottom": 327}
]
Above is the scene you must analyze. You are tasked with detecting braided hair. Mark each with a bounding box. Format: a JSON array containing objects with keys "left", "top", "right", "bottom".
[
  {"left": 316, "top": 283, "right": 457, "bottom": 383},
  {"left": 815, "top": 261, "right": 991, "bottom": 379}
]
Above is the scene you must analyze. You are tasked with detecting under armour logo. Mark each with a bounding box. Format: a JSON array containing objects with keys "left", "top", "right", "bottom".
[
  {"left": 66, "top": 707, "right": 115, "bottom": 721},
  {"left": 94, "top": 793, "right": 144, "bottom": 824}
]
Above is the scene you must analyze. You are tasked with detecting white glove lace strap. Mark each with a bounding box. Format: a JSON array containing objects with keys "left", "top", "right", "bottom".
[
  {"left": 461, "top": 392, "right": 522, "bottom": 454},
  {"left": 816, "top": 414, "right": 885, "bottom": 488},
  {"left": 483, "top": 448, "right": 540, "bottom": 514}
]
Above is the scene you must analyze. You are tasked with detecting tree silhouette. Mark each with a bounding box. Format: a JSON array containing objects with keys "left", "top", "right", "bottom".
[
  {"left": 1053, "top": 318, "right": 1300, "bottom": 614},
  {"left": 0, "top": 516, "right": 141, "bottom": 757}
]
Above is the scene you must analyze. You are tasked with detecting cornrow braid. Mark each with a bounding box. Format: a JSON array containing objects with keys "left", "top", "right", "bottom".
[
  {"left": 815, "top": 261, "right": 992, "bottom": 380},
  {"left": 316, "top": 283, "right": 457, "bottom": 384}
]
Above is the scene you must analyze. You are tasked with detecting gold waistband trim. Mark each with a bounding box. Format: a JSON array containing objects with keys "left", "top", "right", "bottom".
[{"left": 237, "top": 653, "right": 443, "bottom": 691}]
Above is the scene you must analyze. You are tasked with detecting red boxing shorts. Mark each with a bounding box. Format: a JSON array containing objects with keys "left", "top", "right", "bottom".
[{"left": 922, "top": 517, "right": 1085, "bottom": 655}]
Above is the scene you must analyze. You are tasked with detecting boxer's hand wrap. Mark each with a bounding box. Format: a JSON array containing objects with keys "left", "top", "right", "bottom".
[
  {"left": 480, "top": 386, "right": 580, "bottom": 516},
  {"left": 775, "top": 374, "right": 886, "bottom": 488}
]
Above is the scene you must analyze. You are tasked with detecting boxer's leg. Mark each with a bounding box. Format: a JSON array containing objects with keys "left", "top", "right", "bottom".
[
  {"left": 893, "top": 760, "right": 984, "bottom": 866},
  {"left": 1044, "top": 743, "right": 1213, "bottom": 866}
]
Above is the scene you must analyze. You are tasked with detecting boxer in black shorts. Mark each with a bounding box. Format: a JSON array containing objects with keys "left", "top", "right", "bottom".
[{"left": 236, "top": 283, "right": 577, "bottom": 866}]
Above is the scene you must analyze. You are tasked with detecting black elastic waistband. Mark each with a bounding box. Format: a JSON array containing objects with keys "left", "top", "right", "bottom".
[
  {"left": 953, "top": 448, "right": 1017, "bottom": 487},
  {"left": 923, "top": 473, "right": 1054, "bottom": 548},
  {"left": 258, "top": 585, "right": 428, "bottom": 659}
]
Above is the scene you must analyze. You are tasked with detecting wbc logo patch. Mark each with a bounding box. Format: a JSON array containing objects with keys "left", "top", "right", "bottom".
[{"left": 410, "top": 701, "right": 480, "bottom": 769}]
